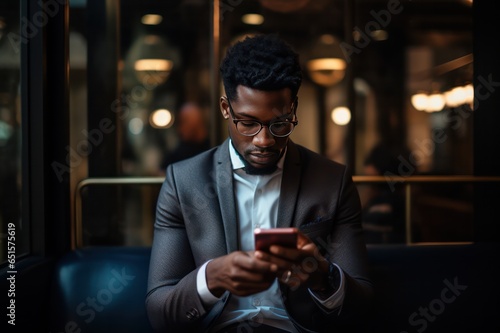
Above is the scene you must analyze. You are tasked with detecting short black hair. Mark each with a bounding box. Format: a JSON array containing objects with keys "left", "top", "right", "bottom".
[{"left": 220, "top": 34, "right": 302, "bottom": 102}]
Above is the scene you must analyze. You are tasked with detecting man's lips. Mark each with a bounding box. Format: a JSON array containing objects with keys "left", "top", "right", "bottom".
[
  {"left": 247, "top": 151, "right": 278, "bottom": 163},
  {"left": 251, "top": 152, "right": 275, "bottom": 158}
]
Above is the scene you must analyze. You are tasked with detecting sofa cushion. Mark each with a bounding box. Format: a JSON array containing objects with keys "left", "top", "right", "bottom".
[
  {"left": 367, "top": 243, "right": 500, "bottom": 333},
  {"left": 49, "top": 246, "right": 153, "bottom": 333}
]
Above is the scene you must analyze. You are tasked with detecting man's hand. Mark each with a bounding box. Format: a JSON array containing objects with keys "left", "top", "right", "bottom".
[
  {"left": 206, "top": 251, "right": 278, "bottom": 297},
  {"left": 255, "top": 231, "right": 330, "bottom": 291}
]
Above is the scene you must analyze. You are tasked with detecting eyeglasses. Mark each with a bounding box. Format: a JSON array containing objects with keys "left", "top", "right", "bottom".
[{"left": 225, "top": 97, "right": 298, "bottom": 137}]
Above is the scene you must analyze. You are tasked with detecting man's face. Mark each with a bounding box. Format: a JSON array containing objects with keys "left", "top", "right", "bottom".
[{"left": 220, "top": 85, "right": 296, "bottom": 172}]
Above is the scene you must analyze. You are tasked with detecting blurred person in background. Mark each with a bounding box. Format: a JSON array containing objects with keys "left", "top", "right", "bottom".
[{"left": 160, "top": 101, "right": 210, "bottom": 172}]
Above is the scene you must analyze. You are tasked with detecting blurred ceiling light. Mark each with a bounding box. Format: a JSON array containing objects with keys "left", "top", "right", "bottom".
[
  {"left": 134, "top": 59, "right": 173, "bottom": 86},
  {"left": 242, "top": 13, "right": 264, "bottom": 25},
  {"left": 370, "top": 29, "right": 388, "bottom": 41},
  {"left": 444, "top": 86, "right": 465, "bottom": 108},
  {"left": 150, "top": 109, "right": 174, "bottom": 128},
  {"left": 134, "top": 59, "right": 173, "bottom": 72},
  {"left": 131, "top": 35, "right": 175, "bottom": 88},
  {"left": 128, "top": 118, "right": 144, "bottom": 135},
  {"left": 307, "top": 58, "right": 347, "bottom": 86},
  {"left": 141, "top": 14, "right": 163, "bottom": 25},
  {"left": 463, "top": 84, "right": 474, "bottom": 105},
  {"left": 319, "top": 34, "right": 336, "bottom": 45},
  {"left": 412, "top": 83, "right": 473, "bottom": 112},
  {"left": 331, "top": 106, "right": 351, "bottom": 126},
  {"left": 411, "top": 93, "right": 428, "bottom": 111},
  {"left": 307, "top": 35, "right": 346, "bottom": 86},
  {"left": 444, "top": 84, "right": 474, "bottom": 108},
  {"left": 411, "top": 92, "right": 445, "bottom": 112},
  {"left": 427, "top": 93, "right": 446, "bottom": 112}
]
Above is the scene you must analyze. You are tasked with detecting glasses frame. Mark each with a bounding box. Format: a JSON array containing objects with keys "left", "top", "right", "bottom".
[{"left": 225, "top": 96, "right": 299, "bottom": 137}]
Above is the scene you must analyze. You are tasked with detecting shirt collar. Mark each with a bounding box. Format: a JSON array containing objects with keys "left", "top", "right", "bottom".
[{"left": 229, "top": 139, "right": 286, "bottom": 171}]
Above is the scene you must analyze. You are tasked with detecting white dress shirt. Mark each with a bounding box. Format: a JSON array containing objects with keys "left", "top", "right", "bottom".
[{"left": 196, "top": 141, "right": 345, "bottom": 332}]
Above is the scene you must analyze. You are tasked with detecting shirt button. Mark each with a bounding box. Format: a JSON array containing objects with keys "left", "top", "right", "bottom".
[
  {"left": 255, "top": 223, "right": 261, "bottom": 229},
  {"left": 253, "top": 298, "right": 261, "bottom": 306}
]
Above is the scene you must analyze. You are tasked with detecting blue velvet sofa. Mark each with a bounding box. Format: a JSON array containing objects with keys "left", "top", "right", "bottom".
[{"left": 49, "top": 243, "right": 500, "bottom": 333}]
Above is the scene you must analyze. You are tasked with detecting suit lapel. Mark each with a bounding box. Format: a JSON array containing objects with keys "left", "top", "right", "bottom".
[
  {"left": 214, "top": 139, "right": 239, "bottom": 253},
  {"left": 214, "top": 140, "right": 302, "bottom": 250},
  {"left": 277, "top": 141, "right": 302, "bottom": 228}
]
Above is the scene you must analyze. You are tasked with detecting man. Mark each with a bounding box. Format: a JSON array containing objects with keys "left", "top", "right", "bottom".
[{"left": 146, "top": 34, "right": 373, "bottom": 332}]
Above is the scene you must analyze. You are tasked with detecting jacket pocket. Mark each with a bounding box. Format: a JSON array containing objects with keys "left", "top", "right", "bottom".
[{"left": 299, "top": 217, "right": 334, "bottom": 242}]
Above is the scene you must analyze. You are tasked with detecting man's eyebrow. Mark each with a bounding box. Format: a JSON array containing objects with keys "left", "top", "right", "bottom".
[{"left": 232, "top": 110, "right": 260, "bottom": 120}]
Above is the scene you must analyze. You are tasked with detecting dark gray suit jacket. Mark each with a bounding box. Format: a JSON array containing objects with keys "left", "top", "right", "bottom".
[{"left": 146, "top": 139, "right": 373, "bottom": 332}]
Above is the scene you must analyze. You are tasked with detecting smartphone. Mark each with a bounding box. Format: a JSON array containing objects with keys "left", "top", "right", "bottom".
[{"left": 254, "top": 227, "right": 298, "bottom": 251}]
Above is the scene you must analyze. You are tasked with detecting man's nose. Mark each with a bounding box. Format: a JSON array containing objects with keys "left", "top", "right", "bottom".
[{"left": 252, "top": 125, "right": 275, "bottom": 148}]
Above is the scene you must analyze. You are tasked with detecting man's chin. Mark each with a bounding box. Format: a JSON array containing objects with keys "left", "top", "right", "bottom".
[{"left": 231, "top": 142, "right": 279, "bottom": 175}]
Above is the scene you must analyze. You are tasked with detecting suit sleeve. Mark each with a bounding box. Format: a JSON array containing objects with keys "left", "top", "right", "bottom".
[
  {"left": 145, "top": 165, "right": 212, "bottom": 332},
  {"left": 327, "top": 169, "right": 374, "bottom": 323},
  {"left": 283, "top": 166, "right": 374, "bottom": 332}
]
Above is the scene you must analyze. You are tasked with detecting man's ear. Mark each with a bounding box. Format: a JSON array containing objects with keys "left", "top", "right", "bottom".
[{"left": 220, "top": 97, "right": 230, "bottom": 119}]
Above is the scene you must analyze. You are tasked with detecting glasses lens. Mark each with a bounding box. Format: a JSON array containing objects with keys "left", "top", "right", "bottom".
[
  {"left": 270, "top": 122, "right": 294, "bottom": 137},
  {"left": 236, "top": 121, "right": 262, "bottom": 136}
]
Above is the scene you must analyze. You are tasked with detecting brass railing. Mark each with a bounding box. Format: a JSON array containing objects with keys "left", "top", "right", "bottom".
[
  {"left": 352, "top": 175, "right": 500, "bottom": 245},
  {"left": 74, "top": 177, "right": 165, "bottom": 248},
  {"left": 74, "top": 176, "right": 500, "bottom": 248}
]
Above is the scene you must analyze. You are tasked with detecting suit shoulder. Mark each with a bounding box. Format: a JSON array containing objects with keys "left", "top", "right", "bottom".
[
  {"left": 168, "top": 146, "right": 218, "bottom": 176},
  {"left": 295, "top": 144, "right": 347, "bottom": 173}
]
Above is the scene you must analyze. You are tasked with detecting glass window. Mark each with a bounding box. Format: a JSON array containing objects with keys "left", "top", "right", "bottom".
[
  {"left": 75, "top": 1, "right": 212, "bottom": 247},
  {"left": 119, "top": 1, "right": 212, "bottom": 177},
  {"left": 352, "top": 0, "right": 473, "bottom": 244},
  {"left": 0, "top": 1, "right": 25, "bottom": 262}
]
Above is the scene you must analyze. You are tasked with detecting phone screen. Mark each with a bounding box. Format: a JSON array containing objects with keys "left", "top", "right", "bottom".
[{"left": 254, "top": 228, "right": 298, "bottom": 251}]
